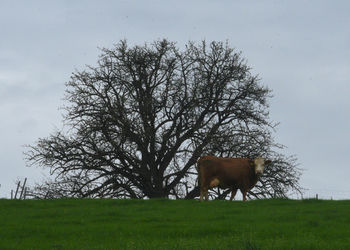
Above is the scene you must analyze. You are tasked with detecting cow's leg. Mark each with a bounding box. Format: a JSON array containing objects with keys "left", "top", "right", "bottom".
[
  {"left": 242, "top": 190, "right": 247, "bottom": 202},
  {"left": 200, "top": 186, "right": 208, "bottom": 202},
  {"left": 205, "top": 190, "right": 209, "bottom": 201},
  {"left": 201, "top": 178, "right": 219, "bottom": 202},
  {"left": 230, "top": 188, "right": 237, "bottom": 201}
]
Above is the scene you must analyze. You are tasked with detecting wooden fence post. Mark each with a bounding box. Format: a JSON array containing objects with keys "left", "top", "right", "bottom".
[
  {"left": 19, "top": 178, "right": 27, "bottom": 200},
  {"left": 24, "top": 187, "right": 28, "bottom": 200},
  {"left": 14, "top": 181, "right": 21, "bottom": 199}
]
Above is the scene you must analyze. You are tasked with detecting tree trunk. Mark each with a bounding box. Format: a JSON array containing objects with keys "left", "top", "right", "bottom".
[{"left": 148, "top": 189, "right": 168, "bottom": 198}]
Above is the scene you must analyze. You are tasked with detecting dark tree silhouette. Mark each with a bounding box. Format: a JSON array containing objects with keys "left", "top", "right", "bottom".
[{"left": 26, "top": 39, "right": 302, "bottom": 199}]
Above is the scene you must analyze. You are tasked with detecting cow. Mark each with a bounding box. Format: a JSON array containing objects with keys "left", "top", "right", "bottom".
[{"left": 197, "top": 155, "right": 271, "bottom": 201}]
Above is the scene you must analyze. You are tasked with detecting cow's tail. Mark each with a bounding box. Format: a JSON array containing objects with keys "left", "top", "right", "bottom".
[{"left": 196, "top": 159, "right": 201, "bottom": 188}]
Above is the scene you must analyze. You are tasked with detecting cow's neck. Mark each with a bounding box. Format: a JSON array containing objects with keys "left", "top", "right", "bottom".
[{"left": 248, "top": 168, "right": 260, "bottom": 188}]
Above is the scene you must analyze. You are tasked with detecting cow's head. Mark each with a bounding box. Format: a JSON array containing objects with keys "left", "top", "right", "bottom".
[{"left": 252, "top": 157, "right": 271, "bottom": 175}]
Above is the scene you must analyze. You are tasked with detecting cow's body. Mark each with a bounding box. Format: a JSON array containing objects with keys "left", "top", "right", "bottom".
[{"left": 198, "top": 156, "right": 269, "bottom": 201}]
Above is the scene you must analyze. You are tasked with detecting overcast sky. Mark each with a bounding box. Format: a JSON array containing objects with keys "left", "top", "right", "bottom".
[{"left": 1, "top": 0, "right": 349, "bottom": 199}]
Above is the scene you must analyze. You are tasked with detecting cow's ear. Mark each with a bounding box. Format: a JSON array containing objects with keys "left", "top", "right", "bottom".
[{"left": 265, "top": 160, "right": 272, "bottom": 165}]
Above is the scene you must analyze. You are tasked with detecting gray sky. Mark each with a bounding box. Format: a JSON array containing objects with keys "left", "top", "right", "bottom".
[{"left": 1, "top": 0, "right": 349, "bottom": 199}]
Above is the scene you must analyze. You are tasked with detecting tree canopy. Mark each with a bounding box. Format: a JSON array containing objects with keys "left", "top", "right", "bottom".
[{"left": 26, "top": 39, "right": 302, "bottom": 199}]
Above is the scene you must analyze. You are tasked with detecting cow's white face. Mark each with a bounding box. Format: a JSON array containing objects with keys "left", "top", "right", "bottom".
[{"left": 254, "top": 157, "right": 266, "bottom": 175}]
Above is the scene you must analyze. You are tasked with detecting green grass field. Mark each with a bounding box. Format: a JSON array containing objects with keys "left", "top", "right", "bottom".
[{"left": 0, "top": 198, "right": 349, "bottom": 249}]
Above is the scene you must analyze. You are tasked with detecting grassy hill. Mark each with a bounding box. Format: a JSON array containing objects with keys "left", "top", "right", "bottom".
[{"left": 1, "top": 198, "right": 349, "bottom": 249}]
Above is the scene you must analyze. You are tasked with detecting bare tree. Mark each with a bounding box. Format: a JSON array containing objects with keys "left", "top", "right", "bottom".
[{"left": 26, "top": 39, "right": 302, "bottom": 199}]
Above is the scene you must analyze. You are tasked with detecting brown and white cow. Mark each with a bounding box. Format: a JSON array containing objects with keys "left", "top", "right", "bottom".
[{"left": 197, "top": 155, "right": 271, "bottom": 201}]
